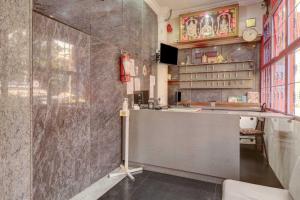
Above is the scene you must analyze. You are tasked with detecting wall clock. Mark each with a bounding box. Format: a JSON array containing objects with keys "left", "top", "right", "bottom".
[{"left": 242, "top": 28, "right": 258, "bottom": 42}]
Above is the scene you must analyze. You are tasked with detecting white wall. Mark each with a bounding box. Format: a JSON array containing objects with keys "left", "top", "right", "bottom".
[
  {"left": 157, "top": 14, "right": 168, "bottom": 106},
  {"left": 156, "top": 9, "right": 169, "bottom": 106},
  {"left": 238, "top": 4, "right": 264, "bottom": 36},
  {"left": 156, "top": 63, "right": 168, "bottom": 105},
  {"left": 144, "top": 0, "right": 169, "bottom": 105},
  {"left": 265, "top": 119, "right": 300, "bottom": 188}
]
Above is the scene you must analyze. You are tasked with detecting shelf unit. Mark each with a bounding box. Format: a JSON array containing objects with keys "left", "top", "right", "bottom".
[
  {"left": 168, "top": 80, "right": 180, "bottom": 85},
  {"left": 171, "top": 36, "right": 262, "bottom": 49},
  {"left": 179, "top": 60, "right": 255, "bottom": 89}
]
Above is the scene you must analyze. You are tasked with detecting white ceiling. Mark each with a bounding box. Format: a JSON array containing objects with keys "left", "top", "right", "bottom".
[{"left": 156, "top": 0, "right": 259, "bottom": 11}]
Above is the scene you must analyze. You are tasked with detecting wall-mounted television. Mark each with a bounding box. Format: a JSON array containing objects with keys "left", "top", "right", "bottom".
[{"left": 160, "top": 43, "right": 178, "bottom": 65}]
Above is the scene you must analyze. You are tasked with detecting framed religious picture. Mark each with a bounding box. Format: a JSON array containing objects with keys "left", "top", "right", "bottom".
[{"left": 179, "top": 4, "right": 239, "bottom": 42}]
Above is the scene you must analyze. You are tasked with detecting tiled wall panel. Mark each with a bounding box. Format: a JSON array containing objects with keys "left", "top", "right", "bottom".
[
  {"left": 31, "top": 0, "right": 158, "bottom": 199},
  {"left": 32, "top": 13, "right": 91, "bottom": 200},
  {"left": 0, "top": 0, "right": 31, "bottom": 199}
]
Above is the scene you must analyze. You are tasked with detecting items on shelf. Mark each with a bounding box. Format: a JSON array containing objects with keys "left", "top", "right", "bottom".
[
  {"left": 247, "top": 92, "right": 259, "bottom": 103},
  {"left": 206, "top": 51, "right": 218, "bottom": 63},
  {"left": 179, "top": 61, "right": 255, "bottom": 89},
  {"left": 192, "top": 48, "right": 226, "bottom": 65},
  {"left": 228, "top": 96, "right": 247, "bottom": 103},
  {"left": 216, "top": 53, "right": 225, "bottom": 63},
  {"left": 186, "top": 55, "right": 191, "bottom": 65},
  {"left": 202, "top": 53, "right": 208, "bottom": 63}
]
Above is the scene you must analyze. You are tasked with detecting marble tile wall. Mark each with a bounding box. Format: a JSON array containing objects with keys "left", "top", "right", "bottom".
[
  {"left": 168, "top": 43, "right": 260, "bottom": 104},
  {"left": 90, "top": 37, "right": 124, "bottom": 182},
  {"left": 33, "top": 0, "right": 91, "bottom": 34},
  {"left": 89, "top": 0, "right": 127, "bottom": 183},
  {"left": 31, "top": 0, "right": 158, "bottom": 199},
  {"left": 89, "top": 0, "right": 158, "bottom": 182},
  {"left": 0, "top": 0, "right": 31, "bottom": 199},
  {"left": 32, "top": 12, "right": 91, "bottom": 200},
  {"left": 141, "top": 2, "right": 158, "bottom": 90},
  {"left": 0, "top": 1, "right": 157, "bottom": 199}
]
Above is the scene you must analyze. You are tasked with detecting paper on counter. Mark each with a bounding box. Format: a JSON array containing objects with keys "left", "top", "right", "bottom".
[
  {"left": 149, "top": 75, "right": 155, "bottom": 98},
  {"left": 129, "top": 59, "right": 135, "bottom": 76}
]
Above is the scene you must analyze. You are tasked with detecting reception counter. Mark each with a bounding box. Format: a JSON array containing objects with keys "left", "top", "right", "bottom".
[{"left": 128, "top": 109, "right": 241, "bottom": 182}]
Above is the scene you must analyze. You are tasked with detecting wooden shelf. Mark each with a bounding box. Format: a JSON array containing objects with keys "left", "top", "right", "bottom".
[
  {"left": 179, "top": 86, "right": 253, "bottom": 89},
  {"left": 179, "top": 101, "right": 260, "bottom": 108},
  {"left": 168, "top": 80, "right": 180, "bottom": 85},
  {"left": 170, "top": 36, "right": 262, "bottom": 49},
  {"left": 179, "top": 60, "right": 255, "bottom": 67},
  {"left": 179, "top": 69, "right": 254, "bottom": 74},
  {"left": 179, "top": 78, "right": 253, "bottom": 82}
]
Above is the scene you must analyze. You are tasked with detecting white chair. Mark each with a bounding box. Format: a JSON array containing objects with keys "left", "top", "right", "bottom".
[{"left": 222, "top": 156, "right": 300, "bottom": 200}]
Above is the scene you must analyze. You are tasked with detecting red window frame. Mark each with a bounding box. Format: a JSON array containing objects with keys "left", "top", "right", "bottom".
[{"left": 261, "top": 0, "right": 300, "bottom": 116}]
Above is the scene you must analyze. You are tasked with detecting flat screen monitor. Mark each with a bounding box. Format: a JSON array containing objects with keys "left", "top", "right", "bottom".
[{"left": 160, "top": 43, "right": 178, "bottom": 65}]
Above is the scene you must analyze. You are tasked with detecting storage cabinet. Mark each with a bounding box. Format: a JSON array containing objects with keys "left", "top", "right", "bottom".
[{"left": 179, "top": 61, "right": 255, "bottom": 89}]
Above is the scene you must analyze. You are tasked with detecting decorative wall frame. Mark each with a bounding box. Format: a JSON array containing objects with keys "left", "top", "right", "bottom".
[{"left": 179, "top": 4, "right": 239, "bottom": 42}]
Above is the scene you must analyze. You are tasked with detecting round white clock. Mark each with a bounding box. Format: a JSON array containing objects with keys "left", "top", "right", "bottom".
[{"left": 242, "top": 28, "right": 258, "bottom": 42}]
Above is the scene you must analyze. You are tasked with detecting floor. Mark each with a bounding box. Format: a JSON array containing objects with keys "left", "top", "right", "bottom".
[
  {"left": 98, "top": 144, "right": 281, "bottom": 200},
  {"left": 99, "top": 171, "right": 222, "bottom": 200},
  {"left": 240, "top": 144, "right": 282, "bottom": 188}
]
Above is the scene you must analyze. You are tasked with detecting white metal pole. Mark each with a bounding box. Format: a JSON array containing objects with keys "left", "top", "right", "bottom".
[
  {"left": 108, "top": 98, "right": 142, "bottom": 180},
  {"left": 124, "top": 112, "right": 129, "bottom": 170}
]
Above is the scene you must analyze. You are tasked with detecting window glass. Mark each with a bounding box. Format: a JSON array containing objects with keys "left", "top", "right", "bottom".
[
  {"left": 296, "top": 83, "right": 300, "bottom": 115},
  {"left": 262, "top": 0, "right": 300, "bottom": 115},
  {"left": 271, "top": 58, "right": 286, "bottom": 112},
  {"left": 261, "top": 69, "right": 266, "bottom": 104},
  {"left": 288, "top": 48, "right": 300, "bottom": 115},
  {"left": 288, "top": 0, "right": 300, "bottom": 44},
  {"left": 266, "top": 66, "right": 272, "bottom": 108},
  {"left": 263, "top": 19, "right": 272, "bottom": 41},
  {"left": 271, "top": 0, "right": 280, "bottom": 10},
  {"left": 264, "top": 39, "right": 272, "bottom": 65},
  {"left": 273, "top": 0, "right": 286, "bottom": 57}
]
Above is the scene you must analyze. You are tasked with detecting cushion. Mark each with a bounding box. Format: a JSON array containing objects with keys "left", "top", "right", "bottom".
[{"left": 222, "top": 180, "right": 292, "bottom": 200}]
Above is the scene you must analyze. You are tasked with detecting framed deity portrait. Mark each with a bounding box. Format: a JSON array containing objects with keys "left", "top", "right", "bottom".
[{"left": 179, "top": 4, "right": 239, "bottom": 42}]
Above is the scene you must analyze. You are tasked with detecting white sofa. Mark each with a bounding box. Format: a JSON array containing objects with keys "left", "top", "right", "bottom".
[{"left": 222, "top": 157, "right": 300, "bottom": 200}]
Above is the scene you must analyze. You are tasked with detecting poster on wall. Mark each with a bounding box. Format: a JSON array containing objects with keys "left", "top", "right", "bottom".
[
  {"left": 127, "top": 79, "right": 134, "bottom": 95},
  {"left": 179, "top": 4, "right": 239, "bottom": 42},
  {"left": 134, "top": 78, "right": 141, "bottom": 91}
]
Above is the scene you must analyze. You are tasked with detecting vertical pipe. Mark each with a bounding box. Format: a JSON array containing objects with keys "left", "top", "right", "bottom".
[{"left": 125, "top": 113, "right": 129, "bottom": 170}]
